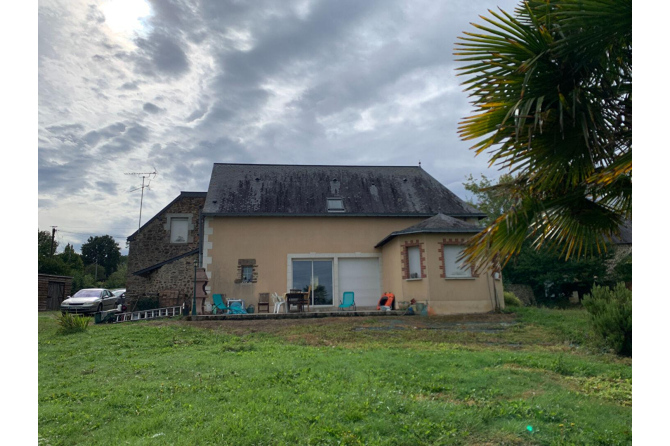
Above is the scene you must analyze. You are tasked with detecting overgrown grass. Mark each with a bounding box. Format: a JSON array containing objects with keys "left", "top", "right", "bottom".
[{"left": 39, "top": 308, "right": 631, "bottom": 445}]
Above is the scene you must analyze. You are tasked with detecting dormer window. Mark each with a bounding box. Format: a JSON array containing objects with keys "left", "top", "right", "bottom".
[{"left": 327, "top": 198, "right": 344, "bottom": 212}]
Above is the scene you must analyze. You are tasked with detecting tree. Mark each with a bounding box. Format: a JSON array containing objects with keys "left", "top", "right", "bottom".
[
  {"left": 38, "top": 230, "right": 58, "bottom": 258},
  {"left": 57, "top": 243, "right": 84, "bottom": 271},
  {"left": 465, "top": 173, "right": 616, "bottom": 304},
  {"left": 455, "top": 0, "right": 632, "bottom": 269},
  {"left": 463, "top": 173, "right": 516, "bottom": 225},
  {"left": 81, "top": 235, "right": 121, "bottom": 278}
]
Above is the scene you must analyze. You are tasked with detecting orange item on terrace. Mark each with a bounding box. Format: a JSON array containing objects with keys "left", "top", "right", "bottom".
[{"left": 377, "top": 292, "right": 395, "bottom": 310}]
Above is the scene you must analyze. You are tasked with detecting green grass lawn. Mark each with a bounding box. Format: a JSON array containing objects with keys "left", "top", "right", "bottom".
[{"left": 38, "top": 308, "right": 631, "bottom": 445}]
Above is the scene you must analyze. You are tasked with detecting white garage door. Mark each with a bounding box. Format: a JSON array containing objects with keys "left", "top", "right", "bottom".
[{"left": 338, "top": 258, "right": 381, "bottom": 307}]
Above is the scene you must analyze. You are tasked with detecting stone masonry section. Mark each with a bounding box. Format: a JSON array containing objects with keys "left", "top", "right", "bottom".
[
  {"left": 400, "top": 240, "right": 426, "bottom": 279},
  {"left": 126, "top": 193, "right": 206, "bottom": 304}
]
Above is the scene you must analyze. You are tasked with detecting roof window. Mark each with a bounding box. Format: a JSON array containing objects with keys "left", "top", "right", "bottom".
[{"left": 327, "top": 198, "right": 345, "bottom": 212}]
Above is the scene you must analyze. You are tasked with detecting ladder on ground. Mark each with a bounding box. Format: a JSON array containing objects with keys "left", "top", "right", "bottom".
[{"left": 113, "top": 306, "right": 183, "bottom": 323}]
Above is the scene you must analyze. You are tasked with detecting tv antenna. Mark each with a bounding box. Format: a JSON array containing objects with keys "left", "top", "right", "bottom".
[{"left": 125, "top": 169, "right": 157, "bottom": 231}]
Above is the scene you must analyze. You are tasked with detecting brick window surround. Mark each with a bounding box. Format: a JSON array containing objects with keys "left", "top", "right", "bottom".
[
  {"left": 401, "top": 240, "right": 426, "bottom": 279},
  {"left": 235, "top": 259, "right": 258, "bottom": 284},
  {"left": 438, "top": 238, "right": 479, "bottom": 278}
]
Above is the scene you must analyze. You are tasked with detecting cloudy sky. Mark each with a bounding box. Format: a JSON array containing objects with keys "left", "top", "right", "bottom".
[{"left": 38, "top": 0, "right": 520, "bottom": 254}]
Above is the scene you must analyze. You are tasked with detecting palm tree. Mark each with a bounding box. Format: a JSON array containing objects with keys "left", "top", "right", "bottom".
[{"left": 454, "top": 0, "right": 631, "bottom": 270}]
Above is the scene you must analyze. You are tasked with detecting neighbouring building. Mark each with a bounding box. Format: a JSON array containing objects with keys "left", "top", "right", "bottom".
[
  {"left": 126, "top": 191, "right": 207, "bottom": 308},
  {"left": 38, "top": 274, "right": 72, "bottom": 311}
]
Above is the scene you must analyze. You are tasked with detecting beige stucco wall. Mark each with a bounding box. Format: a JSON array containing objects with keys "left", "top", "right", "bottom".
[
  {"left": 204, "top": 216, "right": 424, "bottom": 306},
  {"left": 204, "top": 216, "right": 503, "bottom": 314},
  {"left": 384, "top": 233, "right": 504, "bottom": 314}
]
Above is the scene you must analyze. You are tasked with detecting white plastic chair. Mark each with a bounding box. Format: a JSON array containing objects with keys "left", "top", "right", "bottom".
[{"left": 271, "top": 292, "right": 286, "bottom": 313}]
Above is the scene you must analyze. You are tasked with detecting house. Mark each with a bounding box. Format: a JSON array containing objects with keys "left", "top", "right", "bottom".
[
  {"left": 126, "top": 191, "right": 207, "bottom": 308},
  {"left": 127, "top": 163, "right": 504, "bottom": 314}
]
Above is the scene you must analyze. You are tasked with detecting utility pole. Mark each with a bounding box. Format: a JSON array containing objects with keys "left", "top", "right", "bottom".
[
  {"left": 50, "top": 226, "right": 57, "bottom": 256},
  {"left": 125, "top": 170, "right": 157, "bottom": 232}
]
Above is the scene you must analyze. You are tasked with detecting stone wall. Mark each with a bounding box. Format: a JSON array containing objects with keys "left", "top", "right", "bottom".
[
  {"left": 503, "top": 283, "right": 536, "bottom": 306},
  {"left": 126, "top": 192, "right": 206, "bottom": 303}
]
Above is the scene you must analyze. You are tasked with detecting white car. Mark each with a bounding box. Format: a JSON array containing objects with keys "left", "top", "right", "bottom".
[{"left": 60, "top": 288, "right": 117, "bottom": 315}]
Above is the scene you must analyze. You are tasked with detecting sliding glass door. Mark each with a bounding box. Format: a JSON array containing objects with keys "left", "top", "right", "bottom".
[{"left": 292, "top": 260, "right": 333, "bottom": 306}]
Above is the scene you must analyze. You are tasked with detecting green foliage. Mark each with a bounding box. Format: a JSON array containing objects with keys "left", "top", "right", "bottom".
[
  {"left": 38, "top": 256, "right": 72, "bottom": 276},
  {"left": 104, "top": 263, "right": 127, "bottom": 289},
  {"left": 463, "top": 174, "right": 516, "bottom": 225},
  {"left": 503, "top": 291, "right": 522, "bottom": 307},
  {"left": 582, "top": 283, "right": 632, "bottom": 356},
  {"left": 55, "top": 313, "right": 92, "bottom": 334},
  {"left": 135, "top": 295, "right": 160, "bottom": 311},
  {"left": 71, "top": 272, "right": 97, "bottom": 294},
  {"left": 38, "top": 230, "right": 58, "bottom": 258},
  {"left": 81, "top": 235, "right": 121, "bottom": 277},
  {"left": 455, "top": 0, "right": 632, "bottom": 269},
  {"left": 503, "top": 240, "right": 613, "bottom": 305}
]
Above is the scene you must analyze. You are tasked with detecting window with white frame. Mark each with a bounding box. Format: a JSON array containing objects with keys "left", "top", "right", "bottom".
[
  {"left": 407, "top": 246, "right": 421, "bottom": 279},
  {"left": 443, "top": 245, "right": 472, "bottom": 278},
  {"left": 170, "top": 217, "right": 189, "bottom": 243}
]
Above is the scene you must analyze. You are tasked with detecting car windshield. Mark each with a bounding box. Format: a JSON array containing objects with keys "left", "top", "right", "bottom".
[
  {"left": 112, "top": 290, "right": 125, "bottom": 296},
  {"left": 73, "top": 290, "right": 101, "bottom": 298}
]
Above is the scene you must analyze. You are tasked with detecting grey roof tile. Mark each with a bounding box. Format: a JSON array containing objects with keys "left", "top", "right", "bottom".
[
  {"left": 375, "top": 213, "right": 482, "bottom": 247},
  {"left": 203, "top": 164, "right": 484, "bottom": 217}
]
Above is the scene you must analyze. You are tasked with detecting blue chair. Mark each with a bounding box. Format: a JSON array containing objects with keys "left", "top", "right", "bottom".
[
  {"left": 338, "top": 291, "right": 356, "bottom": 311},
  {"left": 212, "top": 295, "right": 248, "bottom": 314},
  {"left": 212, "top": 294, "right": 229, "bottom": 314}
]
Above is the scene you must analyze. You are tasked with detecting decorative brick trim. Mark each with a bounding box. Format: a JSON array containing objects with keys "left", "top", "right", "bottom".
[
  {"left": 400, "top": 240, "right": 426, "bottom": 279},
  {"left": 438, "top": 238, "right": 478, "bottom": 278},
  {"left": 235, "top": 259, "right": 258, "bottom": 283}
]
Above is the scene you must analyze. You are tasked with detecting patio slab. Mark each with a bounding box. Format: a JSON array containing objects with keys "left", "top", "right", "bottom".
[{"left": 186, "top": 309, "right": 407, "bottom": 321}]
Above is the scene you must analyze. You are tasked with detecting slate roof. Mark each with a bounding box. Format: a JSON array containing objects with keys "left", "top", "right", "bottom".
[
  {"left": 375, "top": 213, "right": 482, "bottom": 247},
  {"left": 202, "top": 164, "right": 485, "bottom": 218}
]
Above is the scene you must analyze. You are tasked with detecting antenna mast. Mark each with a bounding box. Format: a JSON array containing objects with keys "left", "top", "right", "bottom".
[{"left": 125, "top": 170, "right": 157, "bottom": 232}]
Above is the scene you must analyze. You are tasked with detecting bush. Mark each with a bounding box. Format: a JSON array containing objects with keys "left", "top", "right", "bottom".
[
  {"left": 504, "top": 291, "right": 522, "bottom": 307},
  {"left": 135, "top": 295, "right": 160, "bottom": 311},
  {"left": 56, "top": 313, "right": 92, "bottom": 334},
  {"left": 582, "top": 283, "right": 632, "bottom": 356}
]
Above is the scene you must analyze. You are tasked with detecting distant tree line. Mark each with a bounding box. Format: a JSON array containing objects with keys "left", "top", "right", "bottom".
[{"left": 38, "top": 231, "right": 126, "bottom": 293}]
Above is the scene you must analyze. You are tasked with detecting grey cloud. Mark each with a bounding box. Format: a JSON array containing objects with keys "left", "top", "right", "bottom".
[
  {"left": 133, "top": 32, "right": 190, "bottom": 78},
  {"left": 46, "top": 123, "right": 84, "bottom": 134},
  {"left": 86, "top": 4, "right": 105, "bottom": 24},
  {"left": 143, "top": 102, "right": 164, "bottom": 114},
  {"left": 120, "top": 82, "right": 139, "bottom": 90},
  {"left": 95, "top": 181, "right": 118, "bottom": 195}
]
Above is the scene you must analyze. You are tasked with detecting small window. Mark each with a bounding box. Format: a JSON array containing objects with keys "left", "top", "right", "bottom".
[
  {"left": 170, "top": 217, "right": 189, "bottom": 243},
  {"left": 327, "top": 198, "right": 344, "bottom": 212},
  {"left": 407, "top": 246, "right": 421, "bottom": 279},
  {"left": 241, "top": 266, "right": 253, "bottom": 283},
  {"left": 443, "top": 245, "right": 472, "bottom": 278}
]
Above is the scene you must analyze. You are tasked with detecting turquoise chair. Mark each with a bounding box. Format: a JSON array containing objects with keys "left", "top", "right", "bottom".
[
  {"left": 212, "top": 294, "right": 248, "bottom": 314},
  {"left": 338, "top": 291, "right": 356, "bottom": 311},
  {"left": 212, "top": 294, "right": 228, "bottom": 314}
]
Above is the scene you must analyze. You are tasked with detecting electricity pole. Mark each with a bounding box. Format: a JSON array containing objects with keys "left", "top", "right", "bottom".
[{"left": 50, "top": 226, "right": 57, "bottom": 256}]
